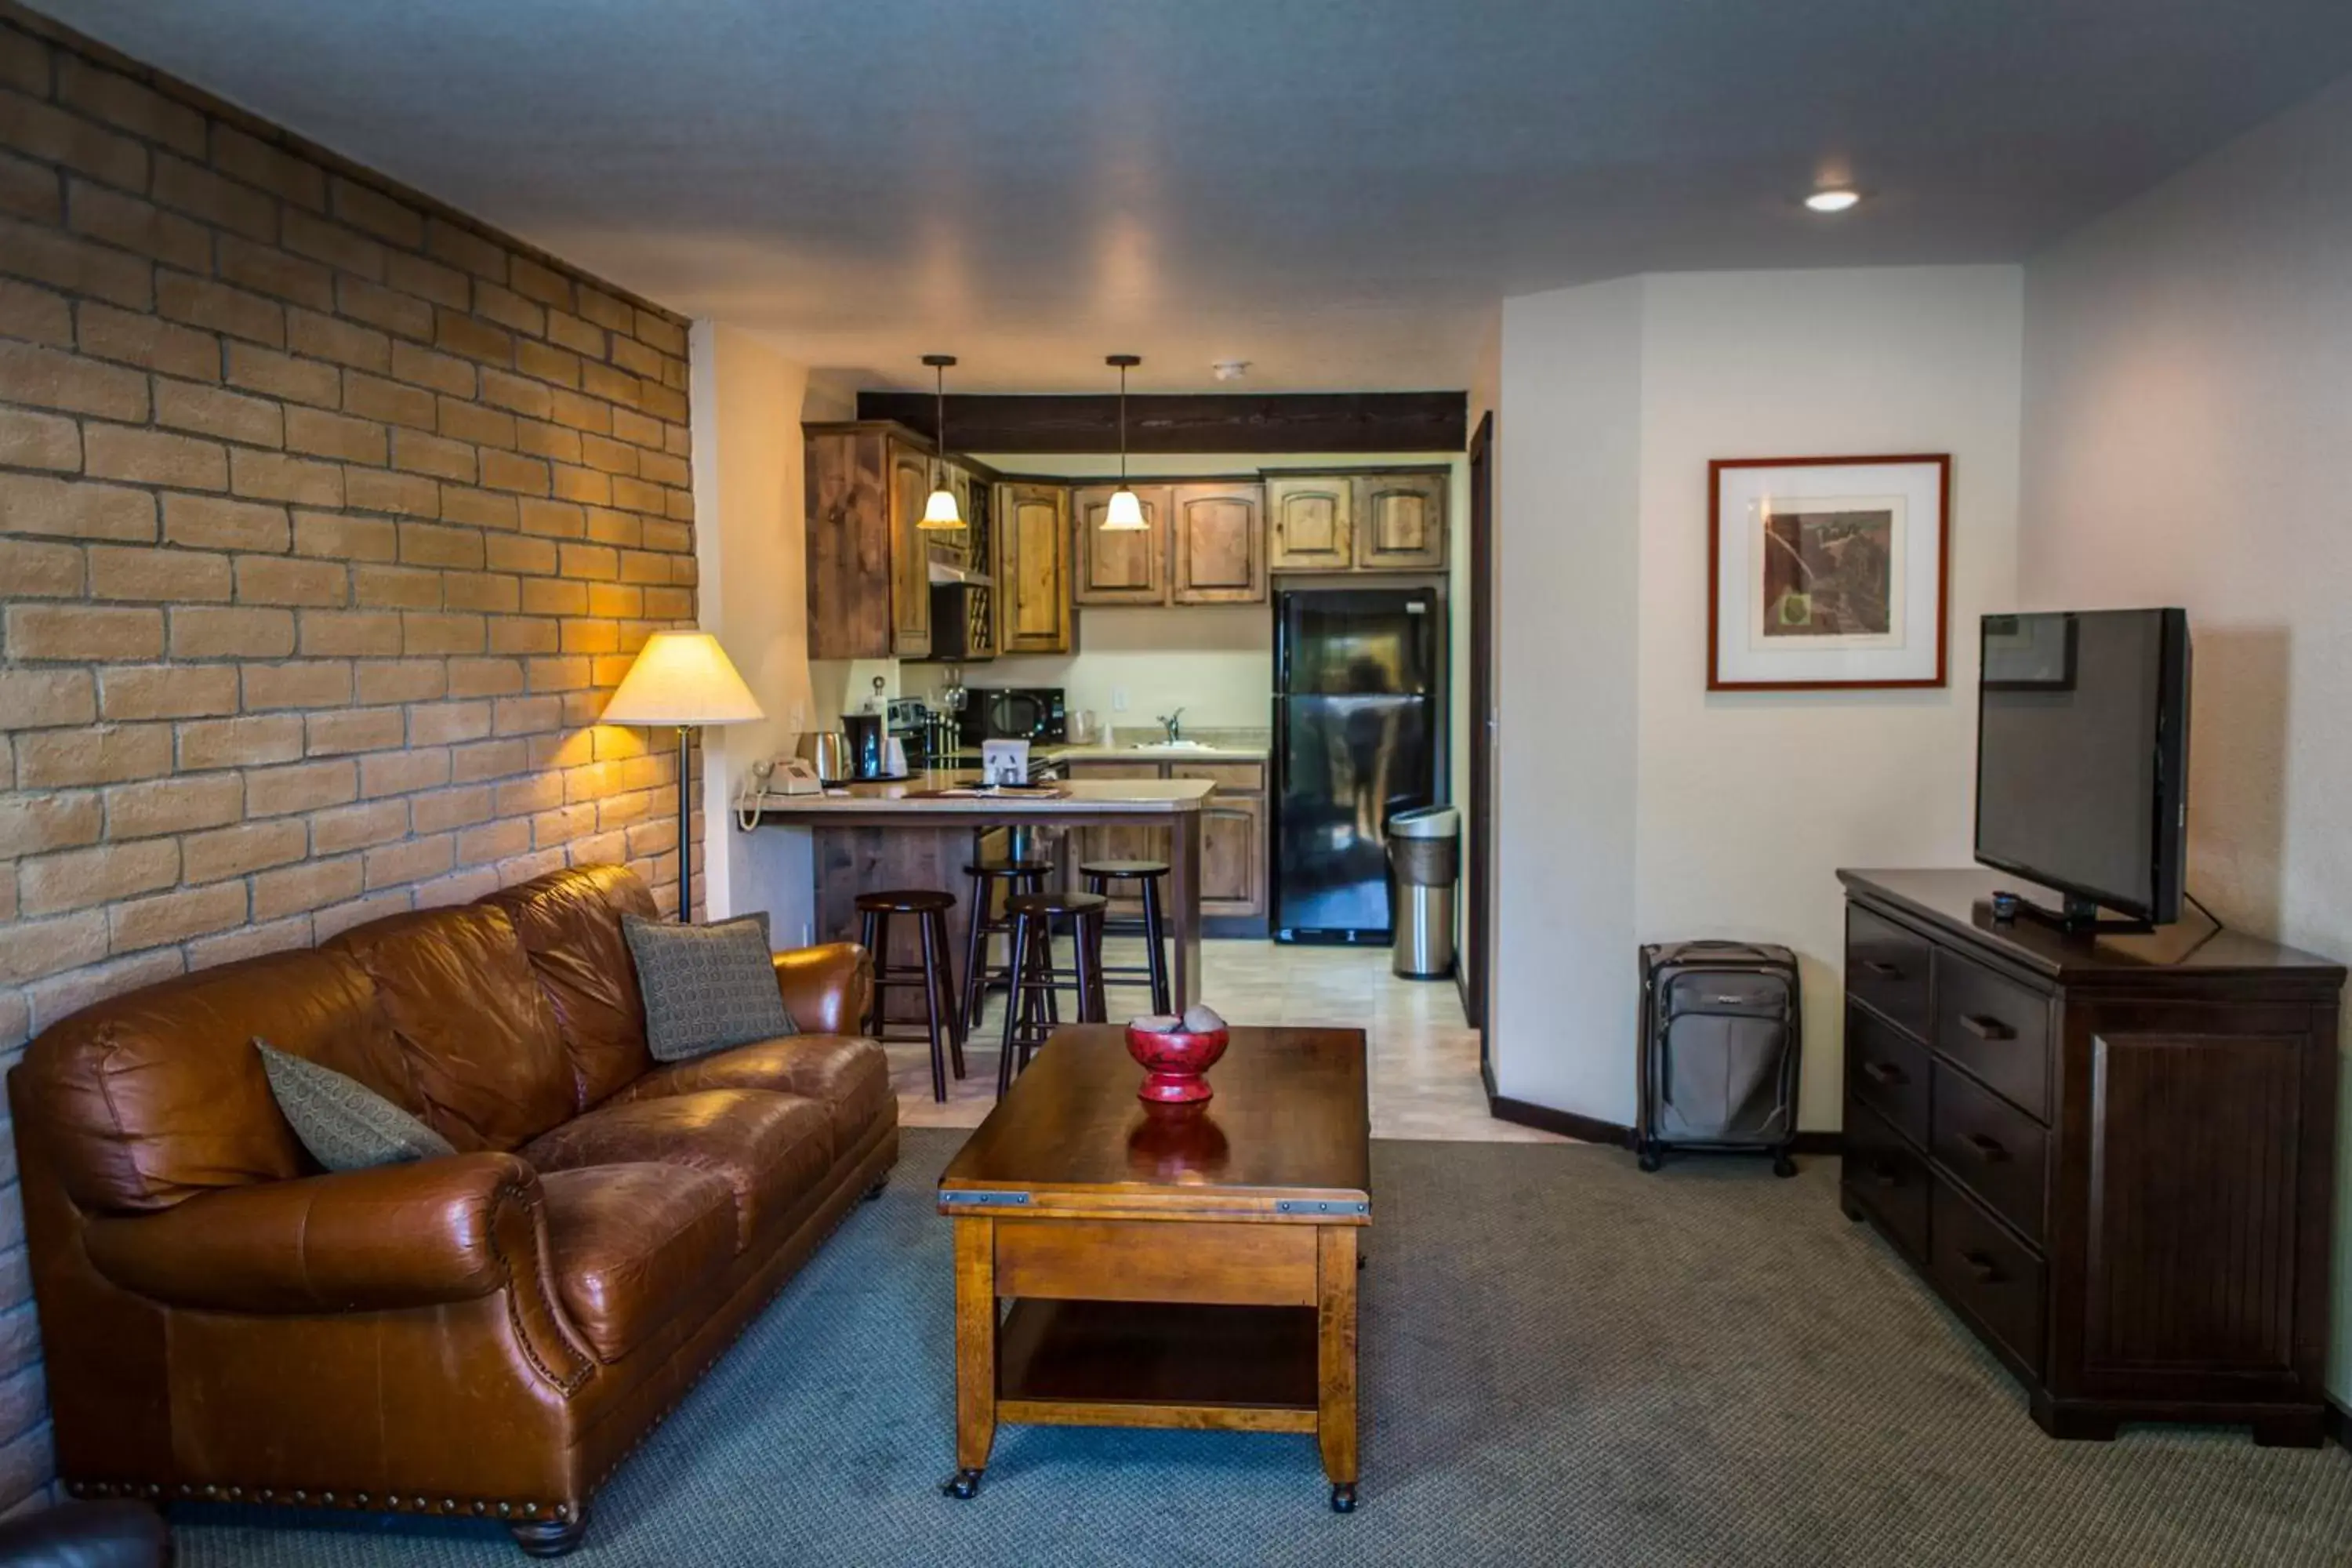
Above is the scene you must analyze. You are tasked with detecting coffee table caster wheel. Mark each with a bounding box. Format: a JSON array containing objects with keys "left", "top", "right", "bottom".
[
  {"left": 943, "top": 1468, "right": 982, "bottom": 1501},
  {"left": 1330, "top": 1484, "right": 1357, "bottom": 1513},
  {"left": 1772, "top": 1154, "right": 1798, "bottom": 1179}
]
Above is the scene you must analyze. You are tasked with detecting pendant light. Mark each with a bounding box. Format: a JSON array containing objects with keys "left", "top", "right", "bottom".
[
  {"left": 917, "top": 354, "right": 964, "bottom": 530},
  {"left": 1101, "top": 354, "right": 1147, "bottom": 531}
]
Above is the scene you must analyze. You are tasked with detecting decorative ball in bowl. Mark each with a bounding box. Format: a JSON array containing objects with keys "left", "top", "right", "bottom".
[{"left": 1125, "top": 1005, "right": 1231, "bottom": 1104}]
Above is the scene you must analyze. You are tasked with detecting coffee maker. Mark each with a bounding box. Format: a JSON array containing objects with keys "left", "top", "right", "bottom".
[{"left": 841, "top": 676, "right": 890, "bottom": 780}]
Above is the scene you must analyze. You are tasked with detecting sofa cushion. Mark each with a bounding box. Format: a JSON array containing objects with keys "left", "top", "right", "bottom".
[
  {"left": 519, "top": 1091, "right": 833, "bottom": 1250},
  {"left": 615, "top": 1035, "right": 891, "bottom": 1156},
  {"left": 622, "top": 913, "right": 793, "bottom": 1062},
  {"left": 16, "top": 948, "right": 408, "bottom": 1214},
  {"left": 481, "top": 864, "right": 660, "bottom": 1111},
  {"left": 539, "top": 1163, "right": 736, "bottom": 1363},
  {"left": 255, "top": 1041, "right": 456, "bottom": 1171},
  {"left": 327, "top": 905, "right": 574, "bottom": 1152}
]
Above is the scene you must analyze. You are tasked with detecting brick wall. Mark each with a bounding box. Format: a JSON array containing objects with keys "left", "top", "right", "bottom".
[{"left": 0, "top": 9, "right": 702, "bottom": 1509}]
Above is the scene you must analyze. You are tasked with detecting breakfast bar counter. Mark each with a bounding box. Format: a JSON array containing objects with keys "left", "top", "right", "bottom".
[{"left": 747, "top": 774, "right": 1216, "bottom": 1014}]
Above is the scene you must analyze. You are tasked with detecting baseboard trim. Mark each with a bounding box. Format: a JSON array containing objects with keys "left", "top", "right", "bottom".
[{"left": 1480, "top": 1064, "right": 1845, "bottom": 1155}]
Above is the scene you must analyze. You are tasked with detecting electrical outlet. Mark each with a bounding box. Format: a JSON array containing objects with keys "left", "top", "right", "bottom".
[{"left": 1112, "top": 688, "right": 1130, "bottom": 712}]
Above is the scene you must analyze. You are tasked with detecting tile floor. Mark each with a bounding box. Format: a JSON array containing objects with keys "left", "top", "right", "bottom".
[{"left": 883, "top": 936, "right": 1566, "bottom": 1142}]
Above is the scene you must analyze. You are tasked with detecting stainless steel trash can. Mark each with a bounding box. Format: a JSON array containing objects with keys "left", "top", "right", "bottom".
[{"left": 1387, "top": 806, "right": 1459, "bottom": 980}]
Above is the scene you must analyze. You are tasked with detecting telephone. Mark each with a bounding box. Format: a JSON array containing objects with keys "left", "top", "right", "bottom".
[{"left": 735, "top": 757, "right": 822, "bottom": 829}]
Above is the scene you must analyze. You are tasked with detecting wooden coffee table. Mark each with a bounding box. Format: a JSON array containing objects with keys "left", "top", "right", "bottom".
[{"left": 937, "top": 1024, "right": 1371, "bottom": 1510}]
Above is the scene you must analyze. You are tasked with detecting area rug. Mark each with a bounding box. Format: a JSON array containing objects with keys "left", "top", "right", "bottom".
[{"left": 169, "top": 1130, "right": 2352, "bottom": 1565}]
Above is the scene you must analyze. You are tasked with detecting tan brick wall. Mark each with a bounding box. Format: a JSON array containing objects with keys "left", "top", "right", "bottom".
[{"left": 0, "top": 10, "right": 701, "bottom": 1507}]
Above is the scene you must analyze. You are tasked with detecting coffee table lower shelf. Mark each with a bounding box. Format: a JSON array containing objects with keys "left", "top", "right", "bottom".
[{"left": 996, "top": 1298, "right": 1319, "bottom": 1434}]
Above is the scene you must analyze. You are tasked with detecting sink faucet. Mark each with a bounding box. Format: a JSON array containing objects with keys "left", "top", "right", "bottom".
[{"left": 1156, "top": 707, "right": 1185, "bottom": 743}]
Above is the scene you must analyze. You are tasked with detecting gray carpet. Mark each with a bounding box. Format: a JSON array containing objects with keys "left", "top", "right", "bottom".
[{"left": 172, "top": 1131, "right": 2352, "bottom": 1566}]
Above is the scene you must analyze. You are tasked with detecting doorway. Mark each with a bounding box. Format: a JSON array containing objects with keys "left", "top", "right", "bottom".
[{"left": 1463, "top": 412, "right": 1494, "bottom": 1064}]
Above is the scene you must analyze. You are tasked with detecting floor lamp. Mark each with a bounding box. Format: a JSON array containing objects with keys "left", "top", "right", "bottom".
[{"left": 599, "top": 630, "right": 764, "bottom": 921}]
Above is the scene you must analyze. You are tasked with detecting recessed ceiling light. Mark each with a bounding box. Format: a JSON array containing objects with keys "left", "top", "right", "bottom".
[{"left": 1805, "top": 188, "right": 1862, "bottom": 213}]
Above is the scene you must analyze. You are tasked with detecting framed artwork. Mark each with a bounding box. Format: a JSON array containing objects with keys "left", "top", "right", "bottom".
[{"left": 1707, "top": 454, "right": 1951, "bottom": 691}]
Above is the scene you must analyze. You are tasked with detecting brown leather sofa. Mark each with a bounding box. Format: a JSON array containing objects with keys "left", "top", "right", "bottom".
[{"left": 9, "top": 864, "right": 897, "bottom": 1558}]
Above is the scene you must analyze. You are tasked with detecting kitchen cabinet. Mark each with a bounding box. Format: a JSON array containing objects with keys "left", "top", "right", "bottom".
[
  {"left": 807, "top": 422, "right": 1001, "bottom": 660},
  {"left": 1073, "top": 483, "right": 1171, "bottom": 604},
  {"left": 1266, "top": 474, "right": 1354, "bottom": 572},
  {"left": 994, "top": 482, "right": 1073, "bottom": 654},
  {"left": 1062, "top": 757, "right": 1265, "bottom": 920},
  {"left": 1353, "top": 470, "right": 1446, "bottom": 570},
  {"left": 888, "top": 442, "right": 936, "bottom": 657},
  {"left": 1170, "top": 483, "right": 1266, "bottom": 604}
]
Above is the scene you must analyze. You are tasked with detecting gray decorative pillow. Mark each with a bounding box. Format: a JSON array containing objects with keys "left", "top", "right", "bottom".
[
  {"left": 622, "top": 911, "right": 795, "bottom": 1062},
  {"left": 255, "top": 1040, "right": 456, "bottom": 1171}
]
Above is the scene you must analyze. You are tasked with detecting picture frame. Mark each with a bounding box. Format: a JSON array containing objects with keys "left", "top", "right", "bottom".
[{"left": 1707, "top": 454, "right": 1951, "bottom": 691}]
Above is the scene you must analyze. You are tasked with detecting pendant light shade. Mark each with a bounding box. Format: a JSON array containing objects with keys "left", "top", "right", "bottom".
[
  {"left": 1102, "top": 487, "right": 1147, "bottom": 531},
  {"left": 917, "top": 354, "right": 964, "bottom": 531},
  {"left": 1098, "top": 354, "right": 1148, "bottom": 531}
]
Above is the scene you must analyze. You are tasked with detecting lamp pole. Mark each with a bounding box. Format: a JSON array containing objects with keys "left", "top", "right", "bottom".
[{"left": 676, "top": 723, "right": 693, "bottom": 921}]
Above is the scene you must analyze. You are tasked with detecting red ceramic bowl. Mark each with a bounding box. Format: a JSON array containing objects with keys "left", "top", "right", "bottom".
[{"left": 1125, "top": 1022, "right": 1230, "bottom": 1104}]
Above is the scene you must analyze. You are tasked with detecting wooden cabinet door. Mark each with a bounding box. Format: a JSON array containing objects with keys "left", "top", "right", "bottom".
[
  {"left": 1170, "top": 483, "right": 1265, "bottom": 604},
  {"left": 1073, "top": 484, "right": 1170, "bottom": 604},
  {"left": 804, "top": 430, "right": 894, "bottom": 659},
  {"left": 995, "top": 483, "right": 1073, "bottom": 654},
  {"left": 1200, "top": 797, "right": 1265, "bottom": 915},
  {"left": 888, "top": 439, "right": 935, "bottom": 657},
  {"left": 1266, "top": 475, "right": 1354, "bottom": 572},
  {"left": 1353, "top": 471, "right": 1447, "bottom": 570}
]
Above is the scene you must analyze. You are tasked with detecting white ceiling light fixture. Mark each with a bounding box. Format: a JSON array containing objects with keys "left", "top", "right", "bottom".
[
  {"left": 918, "top": 354, "right": 964, "bottom": 530},
  {"left": 1101, "top": 354, "right": 1148, "bottom": 531},
  {"left": 1211, "top": 359, "right": 1251, "bottom": 382},
  {"left": 1804, "top": 187, "right": 1863, "bottom": 213}
]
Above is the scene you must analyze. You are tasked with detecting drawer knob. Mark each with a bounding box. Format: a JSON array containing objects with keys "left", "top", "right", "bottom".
[
  {"left": 1861, "top": 1062, "right": 1908, "bottom": 1087},
  {"left": 1861, "top": 960, "right": 1904, "bottom": 978},
  {"left": 1960, "top": 1249, "right": 2004, "bottom": 1284},
  {"left": 1959, "top": 1013, "right": 2016, "bottom": 1042},
  {"left": 1962, "top": 1133, "right": 2009, "bottom": 1163}
]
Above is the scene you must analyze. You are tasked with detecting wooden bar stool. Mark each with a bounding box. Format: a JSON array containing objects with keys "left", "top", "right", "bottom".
[
  {"left": 959, "top": 858, "right": 1054, "bottom": 1036},
  {"left": 996, "top": 890, "right": 1109, "bottom": 1095},
  {"left": 855, "top": 888, "right": 964, "bottom": 1102},
  {"left": 1079, "top": 858, "right": 1173, "bottom": 1016}
]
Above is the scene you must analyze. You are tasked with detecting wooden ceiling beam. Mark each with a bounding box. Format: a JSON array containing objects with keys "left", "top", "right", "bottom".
[{"left": 853, "top": 391, "right": 1468, "bottom": 455}]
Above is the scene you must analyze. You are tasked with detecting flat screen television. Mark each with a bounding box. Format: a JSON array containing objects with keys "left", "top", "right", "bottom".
[{"left": 1973, "top": 608, "right": 2191, "bottom": 928}]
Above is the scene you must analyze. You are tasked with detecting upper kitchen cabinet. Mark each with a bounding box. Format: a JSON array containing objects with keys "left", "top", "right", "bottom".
[
  {"left": 887, "top": 441, "right": 936, "bottom": 657},
  {"left": 1265, "top": 474, "right": 1354, "bottom": 572},
  {"left": 1170, "top": 482, "right": 1266, "bottom": 604},
  {"left": 1073, "top": 483, "right": 1171, "bottom": 604},
  {"left": 996, "top": 482, "right": 1073, "bottom": 654},
  {"left": 1352, "top": 470, "right": 1447, "bottom": 570},
  {"left": 805, "top": 423, "right": 901, "bottom": 659}
]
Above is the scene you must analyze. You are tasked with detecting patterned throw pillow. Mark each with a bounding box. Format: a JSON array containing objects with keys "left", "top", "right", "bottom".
[
  {"left": 255, "top": 1040, "right": 456, "bottom": 1171},
  {"left": 622, "top": 912, "right": 796, "bottom": 1062}
]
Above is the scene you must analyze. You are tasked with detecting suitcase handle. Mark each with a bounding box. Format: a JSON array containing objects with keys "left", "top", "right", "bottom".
[
  {"left": 1860, "top": 1061, "right": 1907, "bottom": 1087},
  {"left": 1961, "top": 1250, "right": 2004, "bottom": 1284},
  {"left": 1959, "top": 1014, "right": 2016, "bottom": 1042}
]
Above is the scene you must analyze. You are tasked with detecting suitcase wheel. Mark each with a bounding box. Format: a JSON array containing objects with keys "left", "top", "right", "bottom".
[
  {"left": 1772, "top": 1153, "right": 1798, "bottom": 1179},
  {"left": 1635, "top": 1142, "right": 1664, "bottom": 1174}
]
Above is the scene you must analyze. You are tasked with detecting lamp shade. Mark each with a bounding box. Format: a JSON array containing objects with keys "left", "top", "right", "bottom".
[
  {"left": 1101, "top": 486, "right": 1148, "bottom": 532},
  {"left": 600, "top": 631, "right": 765, "bottom": 726},
  {"left": 919, "top": 485, "right": 964, "bottom": 529}
]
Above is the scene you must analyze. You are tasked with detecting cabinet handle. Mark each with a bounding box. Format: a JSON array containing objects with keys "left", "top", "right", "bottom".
[
  {"left": 1960, "top": 1013, "right": 2016, "bottom": 1041},
  {"left": 1961, "top": 1250, "right": 2003, "bottom": 1284},
  {"left": 1861, "top": 960, "right": 1904, "bottom": 978},
  {"left": 1861, "top": 1062, "right": 1907, "bottom": 1087},
  {"left": 1867, "top": 1159, "right": 1901, "bottom": 1188},
  {"left": 1962, "top": 1133, "right": 2009, "bottom": 1163}
]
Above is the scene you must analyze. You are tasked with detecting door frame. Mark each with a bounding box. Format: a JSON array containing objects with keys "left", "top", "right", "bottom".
[{"left": 1461, "top": 412, "right": 1494, "bottom": 1054}]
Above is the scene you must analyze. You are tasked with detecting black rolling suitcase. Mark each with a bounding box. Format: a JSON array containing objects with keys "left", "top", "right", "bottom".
[{"left": 1635, "top": 941, "right": 1802, "bottom": 1176}]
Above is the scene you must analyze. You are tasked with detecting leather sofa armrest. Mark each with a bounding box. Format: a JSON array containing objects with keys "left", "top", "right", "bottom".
[
  {"left": 84, "top": 1152, "right": 546, "bottom": 1315},
  {"left": 773, "top": 942, "right": 872, "bottom": 1036}
]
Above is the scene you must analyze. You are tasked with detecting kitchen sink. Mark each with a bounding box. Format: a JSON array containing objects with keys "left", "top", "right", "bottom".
[{"left": 1133, "top": 739, "right": 1214, "bottom": 750}]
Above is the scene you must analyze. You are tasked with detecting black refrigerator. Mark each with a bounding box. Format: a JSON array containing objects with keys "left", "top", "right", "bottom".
[{"left": 1271, "top": 586, "right": 1441, "bottom": 943}]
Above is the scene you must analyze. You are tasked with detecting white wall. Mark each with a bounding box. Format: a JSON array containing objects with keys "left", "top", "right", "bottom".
[
  {"left": 1492, "top": 278, "right": 1646, "bottom": 1115},
  {"left": 688, "top": 322, "right": 817, "bottom": 941},
  {"left": 1492, "top": 267, "right": 2024, "bottom": 1126},
  {"left": 2017, "top": 73, "right": 2352, "bottom": 1401}
]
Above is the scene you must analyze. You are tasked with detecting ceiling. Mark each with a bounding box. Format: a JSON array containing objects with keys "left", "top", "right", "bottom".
[{"left": 31, "top": 0, "right": 2352, "bottom": 392}]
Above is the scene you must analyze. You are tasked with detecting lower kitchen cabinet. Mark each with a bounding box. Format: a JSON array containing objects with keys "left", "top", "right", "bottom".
[{"left": 1063, "top": 758, "right": 1265, "bottom": 920}]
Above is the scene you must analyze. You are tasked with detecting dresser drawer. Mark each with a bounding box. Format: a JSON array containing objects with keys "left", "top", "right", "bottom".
[
  {"left": 1931, "top": 1059, "right": 2049, "bottom": 1245},
  {"left": 1931, "top": 1178, "right": 2046, "bottom": 1379},
  {"left": 1848, "top": 906, "right": 1932, "bottom": 1039},
  {"left": 1841, "top": 1102, "right": 1930, "bottom": 1261},
  {"left": 1846, "top": 1002, "right": 1929, "bottom": 1147},
  {"left": 1933, "top": 949, "right": 2053, "bottom": 1121}
]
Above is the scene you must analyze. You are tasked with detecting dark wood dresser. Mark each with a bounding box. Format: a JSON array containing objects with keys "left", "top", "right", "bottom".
[{"left": 1837, "top": 869, "right": 2344, "bottom": 1443}]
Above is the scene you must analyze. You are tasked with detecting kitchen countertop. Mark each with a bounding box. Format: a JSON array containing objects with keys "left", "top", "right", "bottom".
[
  {"left": 750, "top": 771, "right": 1218, "bottom": 817},
  {"left": 1051, "top": 742, "right": 1269, "bottom": 762}
]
